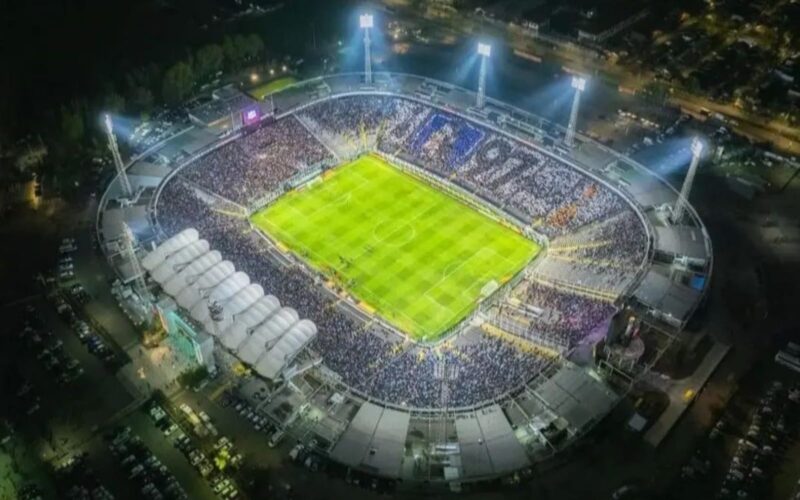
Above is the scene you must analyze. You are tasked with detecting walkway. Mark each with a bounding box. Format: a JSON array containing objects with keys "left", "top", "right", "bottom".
[{"left": 644, "top": 341, "right": 730, "bottom": 447}]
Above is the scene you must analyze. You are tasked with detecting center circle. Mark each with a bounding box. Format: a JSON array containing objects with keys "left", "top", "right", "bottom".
[{"left": 372, "top": 220, "right": 416, "bottom": 247}]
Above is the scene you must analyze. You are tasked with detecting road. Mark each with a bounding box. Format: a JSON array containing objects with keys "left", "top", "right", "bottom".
[{"left": 385, "top": 5, "right": 800, "bottom": 156}]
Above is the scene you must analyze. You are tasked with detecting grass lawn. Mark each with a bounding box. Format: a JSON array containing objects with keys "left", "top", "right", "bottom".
[
  {"left": 251, "top": 155, "right": 540, "bottom": 341},
  {"left": 248, "top": 77, "right": 297, "bottom": 100}
]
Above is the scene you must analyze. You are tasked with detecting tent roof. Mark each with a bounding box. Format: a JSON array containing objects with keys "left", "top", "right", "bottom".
[
  {"left": 162, "top": 250, "right": 222, "bottom": 296},
  {"left": 254, "top": 319, "right": 317, "bottom": 379},
  {"left": 152, "top": 239, "right": 210, "bottom": 284},
  {"left": 142, "top": 228, "right": 199, "bottom": 271}
]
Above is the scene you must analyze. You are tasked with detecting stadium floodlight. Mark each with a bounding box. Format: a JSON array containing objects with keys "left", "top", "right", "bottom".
[
  {"left": 359, "top": 13, "right": 374, "bottom": 29},
  {"left": 475, "top": 42, "right": 491, "bottom": 108},
  {"left": 571, "top": 76, "right": 587, "bottom": 92},
  {"left": 104, "top": 113, "right": 133, "bottom": 198},
  {"left": 360, "top": 13, "right": 374, "bottom": 84},
  {"left": 691, "top": 136, "right": 704, "bottom": 157},
  {"left": 565, "top": 76, "right": 587, "bottom": 147},
  {"left": 673, "top": 136, "right": 705, "bottom": 223}
]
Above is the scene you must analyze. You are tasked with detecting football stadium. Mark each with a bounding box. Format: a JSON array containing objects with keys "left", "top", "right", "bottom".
[{"left": 97, "top": 26, "right": 712, "bottom": 486}]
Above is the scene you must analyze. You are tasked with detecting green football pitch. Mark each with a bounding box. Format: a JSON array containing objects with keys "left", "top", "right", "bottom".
[{"left": 250, "top": 155, "right": 540, "bottom": 341}]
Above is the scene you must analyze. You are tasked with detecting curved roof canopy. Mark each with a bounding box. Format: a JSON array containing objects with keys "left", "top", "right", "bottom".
[
  {"left": 176, "top": 260, "right": 235, "bottom": 310},
  {"left": 190, "top": 271, "right": 251, "bottom": 323},
  {"left": 142, "top": 228, "right": 199, "bottom": 271},
  {"left": 237, "top": 307, "right": 299, "bottom": 365},
  {"left": 144, "top": 231, "right": 316, "bottom": 380},
  {"left": 162, "top": 250, "right": 222, "bottom": 296},
  {"left": 218, "top": 295, "right": 281, "bottom": 350},
  {"left": 254, "top": 319, "right": 318, "bottom": 380},
  {"left": 152, "top": 239, "right": 210, "bottom": 285}
]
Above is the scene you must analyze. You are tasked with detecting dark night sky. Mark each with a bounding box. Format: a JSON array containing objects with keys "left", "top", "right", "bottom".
[{"left": 1, "top": 0, "right": 349, "bottom": 139}]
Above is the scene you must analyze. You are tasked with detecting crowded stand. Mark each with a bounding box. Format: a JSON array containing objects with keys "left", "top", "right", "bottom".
[
  {"left": 517, "top": 282, "right": 617, "bottom": 349},
  {"left": 444, "top": 333, "right": 549, "bottom": 407},
  {"left": 179, "top": 115, "right": 331, "bottom": 205},
  {"left": 151, "top": 93, "right": 651, "bottom": 409},
  {"left": 304, "top": 95, "right": 635, "bottom": 238}
]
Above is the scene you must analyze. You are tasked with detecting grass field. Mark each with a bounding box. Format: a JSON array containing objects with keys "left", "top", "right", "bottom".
[
  {"left": 251, "top": 156, "right": 540, "bottom": 341},
  {"left": 248, "top": 77, "right": 297, "bottom": 100}
]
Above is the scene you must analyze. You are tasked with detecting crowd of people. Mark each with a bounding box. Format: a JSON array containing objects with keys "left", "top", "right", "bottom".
[
  {"left": 179, "top": 116, "right": 331, "bottom": 205},
  {"left": 152, "top": 94, "right": 652, "bottom": 409},
  {"left": 518, "top": 282, "right": 617, "bottom": 349}
]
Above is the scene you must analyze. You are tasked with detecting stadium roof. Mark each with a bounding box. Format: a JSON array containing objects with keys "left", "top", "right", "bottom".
[
  {"left": 175, "top": 260, "right": 235, "bottom": 310},
  {"left": 218, "top": 295, "right": 282, "bottom": 350},
  {"left": 163, "top": 251, "right": 222, "bottom": 296},
  {"left": 190, "top": 271, "right": 251, "bottom": 323},
  {"left": 330, "top": 402, "right": 411, "bottom": 478},
  {"left": 654, "top": 225, "right": 709, "bottom": 264},
  {"left": 237, "top": 307, "right": 299, "bottom": 365},
  {"left": 151, "top": 239, "right": 210, "bottom": 284},
  {"left": 534, "top": 364, "right": 618, "bottom": 430},
  {"left": 633, "top": 269, "right": 701, "bottom": 325},
  {"left": 253, "top": 319, "right": 318, "bottom": 379},
  {"left": 142, "top": 228, "right": 199, "bottom": 271},
  {"left": 206, "top": 283, "right": 265, "bottom": 333},
  {"left": 145, "top": 231, "right": 316, "bottom": 380},
  {"left": 456, "top": 405, "right": 530, "bottom": 478}
]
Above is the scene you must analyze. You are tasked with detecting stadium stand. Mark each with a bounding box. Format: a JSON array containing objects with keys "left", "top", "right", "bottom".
[{"left": 151, "top": 94, "right": 651, "bottom": 408}]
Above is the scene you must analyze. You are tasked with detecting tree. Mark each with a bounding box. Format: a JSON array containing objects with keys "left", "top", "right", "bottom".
[
  {"left": 642, "top": 81, "right": 670, "bottom": 105},
  {"left": 222, "top": 36, "right": 240, "bottom": 69},
  {"left": 128, "top": 86, "right": 154, "bottom": 115},
  {"left": 162, "top": 62, "right": 194, "bottom": 105},
  {"left": 244, "top": 34, "right": 265, "bottom": 62},
  {"left": 102, "top": 92, "right": 126, "bottom": 114},
  {"left": 195, "top": 44, "right": 224, "bottom": 80},
  {"left": 59, "top": 103, "right": 85, "bottom": 146}
]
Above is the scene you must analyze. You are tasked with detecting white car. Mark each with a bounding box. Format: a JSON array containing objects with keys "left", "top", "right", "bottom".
[
  {"left": 59, "top": 270, "right": 74, "bottom": 281},
  {"left": 268, "top": 429, "right": 284, "bottom": 448}
]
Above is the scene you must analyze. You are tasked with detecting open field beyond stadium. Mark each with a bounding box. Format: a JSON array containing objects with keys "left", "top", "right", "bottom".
[
  {"left": 251, "top": 155, "right": 540, "bottom": 341},
  {"left": 248, "top": 77, "right": 298, "bottom": 100}
]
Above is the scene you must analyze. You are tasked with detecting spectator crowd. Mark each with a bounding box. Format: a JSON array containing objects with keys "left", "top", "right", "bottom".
[{"left": 153, "top": 94, "right": 651, "bottom": 408}]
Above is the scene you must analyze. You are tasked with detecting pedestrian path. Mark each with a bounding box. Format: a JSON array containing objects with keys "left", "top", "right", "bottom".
[{"left": 644, "top": 341, "right": 730, "bottom": 447}]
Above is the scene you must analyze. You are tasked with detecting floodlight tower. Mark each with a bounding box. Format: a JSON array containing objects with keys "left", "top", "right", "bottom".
[
  {"left": 123, "top": 223, "right": 152, "bottom": 303},
  {"left": 104, "top": 114, "right": 133, "bottom": 198},
  {"left": 672, "top": 137, "right": 704, "bottom": 223},
  {"left": 565, "top": 76, "right": 586, "bottom": 147},
  {"left": 476, "top": 42, "right": 492, "bottom": 108},
  {"left": 360, "top": 14, "right": 374, "bottom": 84}
]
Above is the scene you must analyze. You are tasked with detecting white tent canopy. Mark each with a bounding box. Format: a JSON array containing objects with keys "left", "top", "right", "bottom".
[
  {"left": 143, "top": 231, "right": 317, "bottom": 381},
  {"left": 254, "top": 319, "right": 318, "bottom": 380},
  {"left": 190, "top": 271, "right": 251, "bottom": 323},
  {"left": 176, "top": 260, "right": 235, "bottom": 310},
  {"left": 237, "top": 307, "right": 299, "bottom": 365},
  {"left": 163, "top": 250, "right": 222, "bottom": 296},
  {"left": 207, "top": 284, "right": 266, "bottom": 335},
  {"left": 142, "top": 228, "right": 199, "bottom": 271},
  {"left": 218, "top": 295, "right": 281, "bottom": 350},
  {"left": 152, "top": 239, "right": 210, "bottom": 284}
]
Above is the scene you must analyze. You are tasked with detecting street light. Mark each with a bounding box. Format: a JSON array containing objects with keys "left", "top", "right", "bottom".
[
  {"left": 476, "top": 42, "right": 492, "bottom": 108},
  {"left": 104, "top": 114, "right": 133, "bottom": 198},
  {"left": 571, "top": 76, "right": 587, "bottom": 92},
  {"left": 691, "top": 136, "right": 704, "bottom": 156},
  {"left": 565, "top": 76, "right": 587, "bottom": 146},
  {"left": 360, "top": 14, "right": 374, "bottom": 84},
  {"left": 673, "top": 137, "right": 705, "bottom": 223},
  {"left": 359, "top": 13, "right": 374, "bottom": 29}
]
